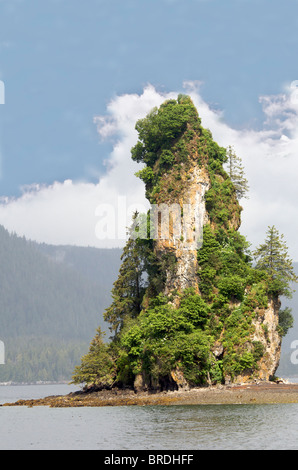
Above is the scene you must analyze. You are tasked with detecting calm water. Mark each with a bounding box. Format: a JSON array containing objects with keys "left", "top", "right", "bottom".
[{"left": 1, "top": 384, "right": 298, "bottom": 450}]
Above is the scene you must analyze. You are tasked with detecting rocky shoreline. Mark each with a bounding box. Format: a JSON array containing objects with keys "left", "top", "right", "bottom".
[{"left": 2, "top": 382, "right": 298, "bottom": 407}]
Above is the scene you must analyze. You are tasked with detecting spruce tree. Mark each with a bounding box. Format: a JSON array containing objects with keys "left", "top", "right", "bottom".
[
  {"left": 71, "top": 327, "right": 116, "bottom": 388},
  {"left": 103, "top": 213, "right": 148, "bottom": 337},
  {"left": 253, "top": 225, "right": 298, "bottom": 297},
  {"left": 226, "top": 145, "right": 249, "bottom": 199},
  {"left": 72, "top": 96, "right": 294, "bottom": 390}
]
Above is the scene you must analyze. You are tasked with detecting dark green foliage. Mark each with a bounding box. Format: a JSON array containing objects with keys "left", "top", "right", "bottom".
[
  {"left": 200, "top": 128, "right": 227, "bottom": 164},
  {"left": 204, "top": 179, "right": 238, "bottom": 229},
  {"left": 131, "top": 96, "right": 203, "bottom": 202},
  {"left": 116, "top": 291, "right": 213, "bottom": 387},
  {"left": 147, "top": 251, "right": 177, "bottom": 296},
  {"left": 252, "top": 341, "right": 265, "bottom": 362},
  {"left": 104, "top": 236, "right": 147, "bottom": 336},
  {"left": 135, "top": 166, "right": 155, "bottom": 185},
  {"left": 72, "top": 327, "right": 116, "bottom": 388},
  {"left": 253, "top": 225, "right": 298, "bottom": 298},
  {"left": 74, "top": 96, "right": 296, "bottom": 390},
  {"left": 197, "top": 225, "right": 252, "bottom": 301},
  {"left": 198, "top": 136, "right": 243, "bottom": 232},
  {"left": 159, "top": 149, "right": 176, "bottom": 168},
  {"left": 195, "top": 223, "right": 296, "bottom": 380},
  {"left": 102, "top": 214, "right": 178, "bottom": 341},
  {"left": 225, "top": 145, "right": 249, "bottom": 200},
  {"left": 131, "top": 96, "right": 200, "bottom": 167},
  {"left": 179, "top": 288, "right": 210, "bottom": 327},
  {"left": 278, "top": 307, "right": 294, "bottom": 337},
  {"left": 218, "top": 275, "right": 245, "bottom": 301}
]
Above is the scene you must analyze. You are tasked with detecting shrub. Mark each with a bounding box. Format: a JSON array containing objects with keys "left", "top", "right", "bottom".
[
  {"left": 159, "top": 149, "right": 175, "bottom": 168},
  {"left": 218, "top": 275, "right": 245, "bottom": 301},
  {"left": 179, "top": 289, "right": 210, "bottom": 327},
  {"left": 278, "top": 307, "right": 294, "bottom": 337},
  {"left": 135, "top": 166, "right": 155, "bottom": 185}
]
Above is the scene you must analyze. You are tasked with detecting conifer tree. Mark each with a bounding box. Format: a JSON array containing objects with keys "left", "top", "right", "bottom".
[
  {"left": 71, "top": 327, "right": 116, "bottom": 388},
  {"left": 103, "top": 213, "right": 148, "bottom": 337},
  {"left": 72, "top": 96, "right": 294, "bottom": 390},
  {"left": 226, "top": 145, "right": 249, "bottom": 199},
  {"left": 253, "top": 225, "right": 298, "bottom": 298}
]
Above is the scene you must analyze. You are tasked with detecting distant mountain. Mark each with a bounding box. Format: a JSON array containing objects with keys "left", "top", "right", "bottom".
[
  {"left": 0, "top": 225, "right": 122, "bottom": 383},
  {"left": 35, "top": 242, "right": 122, "bottom": 294}
]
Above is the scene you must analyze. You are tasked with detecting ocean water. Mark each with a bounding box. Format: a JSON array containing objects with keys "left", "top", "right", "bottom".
[{"left": 1, "top": 384, "right": 298, "bottom": 450}]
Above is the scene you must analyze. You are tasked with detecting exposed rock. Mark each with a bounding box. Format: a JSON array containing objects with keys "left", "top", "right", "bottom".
[
  {"left": 5, "top": 382, "right": 298, "bottom": 407},
  {"left": 171, "top": 367, "right": 190, "bottom": 391},
  {"left": 101, "top": 96, "right": 284, "bottom": 392},
  {"left": 252, "top": 297, "right": 282, "bottom": 381},
  {"left": 151, "top": 150, "right": 282, "bottom": 386},
  {"left": 134, "top": 373, "right": 145, "bottom": 392},
  {"left": 212, "top": 341, "right": 224, "bottom": 358},
  {"left": 154, "top": 164, "right": 210, "bottom": 297}
]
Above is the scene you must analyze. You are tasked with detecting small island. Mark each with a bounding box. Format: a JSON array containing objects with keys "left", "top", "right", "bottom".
[{"left": 4, "top": 95, "right": 298, "bottom": 407}]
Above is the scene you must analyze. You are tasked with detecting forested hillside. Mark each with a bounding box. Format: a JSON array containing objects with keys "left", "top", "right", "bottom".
[{"left": 0, "top": 225, "right": 121, "bottom": 383}]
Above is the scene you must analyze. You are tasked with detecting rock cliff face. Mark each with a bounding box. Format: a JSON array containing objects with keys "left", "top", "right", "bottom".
[
  {"left": 152, "top": 160, "right": 283, "bottom": 385},
  {"left": 251, "top": 298, "right": 282, "bottom": 381},
  {"left": 153, "top": 164, "right": 210, "bottom": 296},
  {"left": 102, "top": 95, "right": 285, "bottom": 391},
  {"left": 145, "top": 103, "right": 282, "bottom": 385},
  {"left": 72, "top": 96, "right": 288, "bottom": 393},
  {"left": 220, "top": 297, "right": 282, "bottom": 385}
]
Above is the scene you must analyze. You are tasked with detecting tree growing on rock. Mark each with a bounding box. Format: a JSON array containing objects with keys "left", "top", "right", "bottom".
[
  {"left": 72, "top": 97, "right": 294, "bottom": 391},
  {"left": 225, "top": 145, "right": 249, "bottom": 200},
  {"left": 253, "top": 225, "right": 298, "bottom": 298}
]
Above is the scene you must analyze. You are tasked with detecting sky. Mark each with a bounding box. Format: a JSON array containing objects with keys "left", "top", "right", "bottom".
[{"left": 0, "top": 0, "right": 298, "bottom": 259}]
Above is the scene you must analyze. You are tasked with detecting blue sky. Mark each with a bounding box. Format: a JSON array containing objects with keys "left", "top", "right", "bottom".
[{"left": 0, "top": 0, "right": 298, "bottom": 256}]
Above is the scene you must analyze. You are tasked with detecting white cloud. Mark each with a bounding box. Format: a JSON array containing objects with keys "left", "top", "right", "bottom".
[
  {"left": 0, "top": 85, "right": 175, "bottom": 248},
  {"left": 0, "top": 82, "right": 297, "bottom": 259}
]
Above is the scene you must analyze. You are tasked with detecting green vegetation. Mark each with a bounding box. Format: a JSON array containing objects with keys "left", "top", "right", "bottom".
[
  {"left": 225, "top": 145, "right": 249, "bottom": 200},
  {"left": 132, "top": 95, "right": 203, "bottom": 203},
  {"left": 72, "top": 96, "right": 295, "bottom": 390},
  {"left": 253, "top": 225, "right": 298, "bottom": 298},
  {"left": 103, "top": 233, "right": 147, "bottom": 336},
  {"left": 72, "top": 327, "right": 116, "bottom": 389}
]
